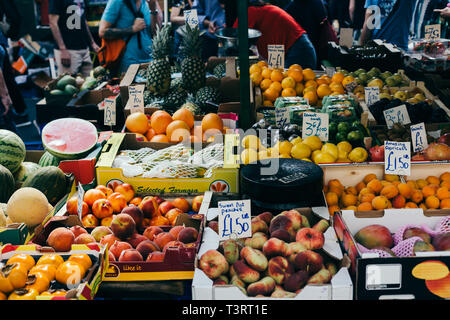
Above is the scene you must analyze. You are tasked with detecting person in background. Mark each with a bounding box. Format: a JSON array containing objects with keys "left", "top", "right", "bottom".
[
  {"left": 411, "top": 0, "right": 448, "bottom": 39},
  {"left": 360, "top": 0, "right": 418, "bottom": 50},
  {"left": 284, "top": 0, "right": 331, "bottom": 66},
  {"left": 328, "top": 0, "right": 351, "bottom": 29},
  {"left": 435, "top": 5, "right": 450, "bottom": 18},
  {"left": 192, "top": 0, "right": 226, "bottom": 60},
  {"left": 349, "top": 0, "right": 366, "bottom": 37},
  {"left": 170, "top": 0, "right": 193, "bottom": 57},
  {"left": 99, "top": 0, "right": 156, "bottom": 74},
  {"left": 0, "top": 45, "right": 17, "bottom": 133},
  {"left": 229, "top": 0, "right": 317, "bottom": 69},
  {"left": 49, "top": 0, "right": 100, "bottom": 77}
]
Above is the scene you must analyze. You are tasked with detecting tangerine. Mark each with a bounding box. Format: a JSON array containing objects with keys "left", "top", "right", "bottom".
[
  {"left": 287, "top": 69, "right": 303, "bottom": 82},
  {"left": 270, "top": 70, "right": 284, "bottom": 82},
  {"left": 303, "top": 91, "right": 318, "bottom": 105},
  {"left": 150, "top": 134, "right": 170, "bottom": 143},
  {"left": 201, "top": 113, "right": 224, "bottom": 134},
  {"left": 166, "top": 120, "right": 191, "bottom": 143},
  {"left": 126, "top": 112, "right": 149, "bottom": 135},
  {"left": 331, "top": 72, "right": 345, "bottom": 84},
  {"left": 260, "top": 78, "right": 273, "bottom": 91},
  {"left": 269, "top": 81, "right": 282, "bottom": 93},
  {"left": 281, "top": 88, "right": 297, "bottom": 97},
  {"left": 302, "top": 68, "right": 316, "bottom": 81},
  {"left": 316, "top": 84, "right": 332, "bottom": 98},
  {"left": 150, "top": 110, "right": 173, "bottom": 134}
]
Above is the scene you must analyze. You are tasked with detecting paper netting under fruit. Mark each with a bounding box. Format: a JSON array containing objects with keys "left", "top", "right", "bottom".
[
  {"left": 189, "top": 143, "right": 224, "bottom": 165},
  {"left": 393, "top": 216, "right": 450, "bottom": 246},
  {"left": 142, "top": 161, "right": 207, "bottom": 178},
  {"left": 357, "top": 236, "right": 427, "bottom": 257},
  {"left": 356, "top": 244, "right": 394, "bottom": 258}
]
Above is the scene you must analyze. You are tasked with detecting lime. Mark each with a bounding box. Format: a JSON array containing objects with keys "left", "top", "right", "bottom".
[
  {"left": 290, "top": 143, "right": 312, "bottom": 159},
  {"left": 335, "top": 132, "right": 347, "bottom": 143}
]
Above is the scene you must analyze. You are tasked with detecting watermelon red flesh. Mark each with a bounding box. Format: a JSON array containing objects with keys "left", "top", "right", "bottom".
[{"left": 41, "top": 118, "right": 98, "bottom": 159}]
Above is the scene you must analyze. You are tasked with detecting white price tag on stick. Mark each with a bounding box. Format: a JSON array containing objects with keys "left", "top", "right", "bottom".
[
  {"left": 424, "top": 24, "right": 441, "bottom": 40},
  {"left": 267, "top": 45, "right": 285, "bottom": 69},
  {"left": 77, "top": 182, "right": 85, "bottom": 220},
  {"left": 383, "top": 105, "right": 411, "bottom": 129},
  {"left": 410, "top": 122, "right": 428, "bottom": 152},
  {"left": 126, "top": 84, "right": 145, "bottom": 114},
  {"left": 339, "top": 28, "right": 354, "bottom": 48},
  {"left": 275, "top": 107, "right": 290, "bottom": 128},
  {"left": 218, "top": 200, "right": 252, "bottom": 241},
  {"left": 384, "top": 141, "right": 411, "bottom": 176},
  {"left": 302, "top": 112, "right": 329, "bottom": 141},
  {"left": 184, "top": 9, "right": 199, "bottom": 28},
  {"left": 104, "top": 96, "right": 117, "bottom": 126},
  {"left": 365, "top": 87, "right": 380, "bottom": 106}
]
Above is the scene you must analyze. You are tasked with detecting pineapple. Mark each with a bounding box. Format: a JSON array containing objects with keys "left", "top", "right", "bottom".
[
  {"left": 163, "top": 89, "right": 188, "bottom": 112},
  {"left": 181, "top": 101, "right": 202, "bottom": 116},
  {"left": 213, "top": 63, "right": 226, "bottom": 79},
  {"left": 195, "top": 86, "right": 221, "bottom": 112},
  {"left": 147, "top": 25, "right": 172, "bottom": 95},
  {"left": 180, "top": 23, "right": 206, "bottom": 92}
]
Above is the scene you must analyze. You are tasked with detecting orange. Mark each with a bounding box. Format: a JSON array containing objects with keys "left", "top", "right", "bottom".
[
  {"left": 145, "top": 128, "right": 156, "bottom": 141},
  {"left": 250, "top": 72, "right": 263, "bottom": 86},
  {"left": 318, "top": 75, "right": 331, "bottom": 84},
  {"left": 303, "top": 91, "right": 318, "bottom": 105},
  {"left": 263, "top": 100, "right": 274, "bottom": 107},
  {"left": 331, "top": 72, "right": 345, "bottom": 84},
  {"left": 398, "top": 183, "right": 413, "bottom": 199},
  {"left": 422, "top": 185, "right": 436, "bottom": 198},
  {"left": 440, "top": 198, "right": 450, "bottom": 209},
  {"left": 341, "top": 193, "right": 358, "bottom": 207},
  {"left": 380, "top": 185, "right": 399, "bottom": 199},
  {"left": 439, "top": 172, "right": 450, "bottom": 182},
  {"left": 329, "top": 185, "right": 343, "bottom": 197},
  {"left": 316, "top": 84, "right": 332, "bottom": 98},
  {"left": 249, "top": 64, "right": 262, "bottom": 74},
  {"left": 355, "top": 181, "right": 366, "bottom": 193},
  {"left": 261, "top": 68, "right": 273, "bottom": 79},
  {"left": 359, "top": 192, "right": 375, "bottom": 204},
  {"left": 329, "top": 82, "right": 345, "bottom": 94},
  {"left": 436, "top": 187, "right": 449, "bottom": 200},
  {"left": 372, "top": 195, "right": 389, "bottom": 210},
  {"left": 342, "top": 76, "right": 355, "bottom": 86},
  {"left": 363, "top": 174, "right": 377, "bottom": 184},
  {"left": 316, "top": 77, "right": 330, "bottom": 86},
  {"left": 366, "top": 179, "right": 383, "bottom": 194},
  {"left": 126, "top": 112, "right": 149, "bottom": 135},
  {"left": 357, "top": 202, "right": 373, "bottom": 211},
  {"left": 269, "top": 81, "right": 282, "bottom": 93},
  {"left": 270, "top": 70, "right": 284, "bottom": 82},
  {"left": 425, "top": 196, "right": 440, "bottom": 209},
  {"left": 281, "top": 77, "right": 296, "bottom": 89},
  {"left": 295, "top": 82, "right": 305, "bottom": 95},
  {"left": 263, "top": 88, "right": 279, "bottom": 102},
  {"left": 166, "top": 120, "right": 191, "bottom": 143},
  {"left": 260, "top": 78, "right": 273, "bottom": 91},
  {"left": 302, "top": 68, "right": 316, "bottom": 81},
  {"left": 288, "top": 64, "right": 303, "bottom": 72},
  {"left": 303, "top": 86, "right": 317, "bottom": 95},
  {"left": 304, "top": 79, "right": 318, "bottom": 89},
  {"left": 281, "top": 88, "right": 297, "bottom": 97},
  {"left": 405, "top": 202, "right": 418, "bottom": 208},
  {"left": 328, "top": 205, "right": 340, "bottom": 216},
  {"left": 287, "top": 69, "right": 303, "bottom": 82},
  {"left": 325, "top": 192, "right": 339, "bottom": 205},
  {"left": 150, "top": 110, "right": 172, "bottom": 134},
  {"left": 134, "top": 133, "right": 148, "bottom": 141},
  {"left": 150, "top": 134, "right": 169, "bottom": 143},
  {"left": 345, "top": 186, "right": 358, "bottom": 196},
  {"left": 411, "top": 189, "right": 424, "bottom": 204},
  {"left": 257, "top": 60, "right": 268, "bottom": 68},
  {"left": 201, "top": 113, "right": 224, "bottom": 134}
]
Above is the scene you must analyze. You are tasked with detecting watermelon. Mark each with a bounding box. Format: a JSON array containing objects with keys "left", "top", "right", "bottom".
[
  {"left": 0, "top": 129, "right": 26, "bottom": 174},
  {"left": 41, "top": 118, "right": 98, "bottom": 159},
  {"left": 39, "top": 151, "right": 61, "bottom": 167},
  {"left": 14, "top": 162, "right": 41, "bottom": 189},
  {"left": 22, "top": 166, "right": 68, "bottom": 205},
  {"left": 0, "top": 164, "right": 14, "bottom": 203}
]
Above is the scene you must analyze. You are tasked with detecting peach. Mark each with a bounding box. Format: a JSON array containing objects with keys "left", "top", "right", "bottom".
[
  {"left": 267, "top": 256, "right": 294, "bottom": 285},
  {"left": 109, "top": 241, "right": 133, "bottom": 259},
  {"left": 114, "top": 183, "right": 135, "bottom": 202},
  {"left": 74, "top": 233, "right": 96, "bottom": 244},
  {"left": 244, "top": 232, "right": 268, "bottom": 250},
  {"left": 146, "top": 251, "right": 165, "bottom": 262},
  {"left": 166, "top": 208, "right": 184, "bottom": 226},
  {"left": 101, "top": 216, "right": 114, "bottom": 227},
  {"left": 241, "top": 246, "right": 268, "bottom": 272},
  {"left": 262, "top": 238, "right": 290, "bottom": 258},
  {"left": 283, "top": 270, "right": 308, "bottom": 292},
  {"left": 287, "top": 242, "right": 307, "bottom": 264},
  {"left": 47, "top": 227, "right": 75, "bottom": 251},
  {"left": 199, "top": 249, "right": 229, "bottom": 279},
  {"left": 111, "top": 213, "right": 136, "bottom": 240},
  {"left": 66, "top": 196, "right": 89, "bottom": 216},
  {"left": 91, "top": 226, "right": 113, "bottom": 242},
  {"left": 154, "top": 232, "right": 176, "bottom": 250},
  {"left": 108, "top": 251, "right": 116, "bottom": 262},
  {"left": 172, "top": 197, "right": 190, "bottom": 212},
  {"left": 92, "top": 199, "right": 114, "bottom": 219},
  {"left": 312, "top": 219, "right": 329, "bottom": 233},
  {"left": 280, "top": 209, "right": 302, "bottom": 231},
  {"left": 192, "top": 195, "right": 204, "bottom": 213},
  {"left": 83, "top": 189, "right": 106, "bottom": 207},
  {"left": 293, "top": 250, "right": 323, "bottom": 275},
  {"left": 158, "top": 201, "right": 175, "bottom": 216},
  {"left": 177, "top": 227, "right": 198, "bottom": 244},
  {"left": 153, "top": 196, "right": 164, "bottom": 205},
  {"left": 269, "top": 215, "right": 295, "bottom": 241},
  {"left": 69, "top": 225, "right": 88, "bottom": 238},
  {"left": 82, "top": 214, "right": 99, "bottom": 228},
  {"left": 270, "top": 229, "right": 291, "bottom": 242},
  {"left": 256, "top": 212, "right": 273, "bottom": 225},
  {"left": 100, "top": 234, "right": 121, "bottom": 248},
  {"left": 121, "top": 205, "right": 144, "bottom": 228},
  {"left": 168, "top": 225, "right": 185, "bottom": 239},
  {"left": 129, "top": 197, "right": 143, "bottom": 207},
  {"left": 232, "top": 259, "right": 260, "bottom": 283},
  {"left": 107, "top": 192, "right": 127, "bottom": 214},
  {"left": 163, "top": 240, "right": 185, "bottom": 252},
  {"left": 307, "top": 268, "right": 332, "bottom": 284},
  {"left": 118, "top": 248, "right": 143, "bottom": 262},
  {"left": 295, "top": 227, "right": 325, "bottom": 250},
  {"left": 251, "top": 218, "right": 269, "bottom": 234},
  {"left": 213, "top": 275, "right": 229, "bottom": 285},
  {"left": 143, "top": 226, "right": 164, "bottom": 241},
  {"left": 136, "top": 240, "right": 160, "bottom": 259},
  {"left": 222, "top": 239, "right": 240, "bottom": 264},
  {"left": 247, "top": 276, "right": 276, "bottom": 297},
  {"left": 95, "top": 185, "right": 113, "bottom": 197},
  {"left": 127, "top": 232, "right": 147, "bottom": 248},
  {"left": 139, "top": 196, "right": 159, "bottom": 218}
]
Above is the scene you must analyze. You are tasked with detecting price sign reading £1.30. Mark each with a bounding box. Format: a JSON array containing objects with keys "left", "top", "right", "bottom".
[
  {"left": 218, "top": 200, "right": 252, "bottom": 241},
  {"left": 103, "top": 96, "right": 117, "bottom": 126},
  {"left": 267, "top": 45, "right": 285, "bottom": 69},
  {"left": 384, "top": 141, "right": 411, "bottom": 176},
  {"left": 302, "top": 112, "right": 329, "bottom": 141}
]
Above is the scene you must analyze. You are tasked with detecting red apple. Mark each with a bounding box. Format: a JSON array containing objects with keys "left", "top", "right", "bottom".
[{"left": 295, "top": 228, "right": 325, "bottom": 250}]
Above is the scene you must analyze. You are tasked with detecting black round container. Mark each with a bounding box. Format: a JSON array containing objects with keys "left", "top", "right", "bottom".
[{"left": 240, "top": 159, "right": 325, "bottom": 212}]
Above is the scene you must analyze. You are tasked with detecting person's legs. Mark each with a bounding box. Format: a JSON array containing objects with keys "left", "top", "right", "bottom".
[
  {"left": 285, "top": 34, "right": 317, "bottom": 69},
  {"left": 79, "top": 49, "right": 94, "bottom": 78},
  {"left": 200, "top": 35, "right": 219, "bottom": 61}
]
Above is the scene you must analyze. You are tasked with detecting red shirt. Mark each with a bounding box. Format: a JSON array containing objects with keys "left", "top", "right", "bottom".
[{"left": 233, "top": 5, "right": 306, "bottom": 60}]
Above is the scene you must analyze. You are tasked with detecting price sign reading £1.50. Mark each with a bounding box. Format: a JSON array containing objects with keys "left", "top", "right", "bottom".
[
  {"left": 267, "top": 45, "right": 285, "bottom": 69},
  {"left": 302, "top": 112, "right": 329, "bottom": 141},
  {"left": 218, "top": 200, "right": 252, "bottom": 241},
  {"left": 384, "top": 141, "right": 411, "bottom": 176}
]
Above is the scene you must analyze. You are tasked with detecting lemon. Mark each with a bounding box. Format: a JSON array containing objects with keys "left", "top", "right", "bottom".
[
  {"left": 337, "top": 141, "right": 353, "bottom": 153},
  {"left": 242, "top": 135, "right": 261, "bottom": 150},
  {"left": 258, "top": 150, "right": 270, "bottom": 160},
  {"left": 280, "top": 153, "right": 291, "bottom": 158},
  {"left": 301, "top": 158, "right": 312, "bottom": 162},
  {"left": 278, "top": 141, "right": 293, "bottom": 155},
  {"left": 348, "top": 147, "right": 368, "bottom": 163},
  {"left": 302, "top": 136, "right": 323, "bottom": 151},
  {"left": 311, "top": 149, "right": 322, "bottom": 162},
  {"left": 321, "top": 143, "right": 338, "bottom": 160},
  {"left": 314, "top": 152, "right": 336, "bottom": 164},
  {"left": 290, "top": 136, "right": 303, "bottom": 145},
  {"left": 290, "top": 143, "right": 312, "bottom": 159},
  {"left": 336, "top": 157, "right": 350, "bottom": 163},
  {"left": 241, "top": 148, "right": 258, "bottom": 164},
  {"left": 338, "top": 149, "right": 349, "bottom": 159}
]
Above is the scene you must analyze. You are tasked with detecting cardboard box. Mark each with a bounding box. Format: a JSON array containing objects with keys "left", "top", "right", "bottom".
[
  {"left": 95, "top": 133, "right": 240, "bottom": 194},
  {"left": 0, "top": 223, "right": 28, "bottom": 246},
  {"left": 0, "top": 243, "right": 107, "bottom": 300},
  {"left": 43, "top": 73, "right": 77, "bottom": 106},
  {"left": 192, "top": 192, "right": 353, "bottom": 300},
  {"left": 333, "top": 209, "right": 450, "bottom": 300}
]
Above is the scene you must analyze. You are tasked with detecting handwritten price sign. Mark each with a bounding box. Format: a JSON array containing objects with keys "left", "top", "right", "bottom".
[
  {"left": 77, "top": 182, "right": 85, "bottom": 220},
  {"left": 383, "top": 105, "right": 411, "bottom": 129},
  {"left": 424, "top": 24, "right": 441, "bottom": 40},
  {"left": 184, "top": 9, "right": 199, "bottom": 28},
  {"left": 365, "top": 87, "right": 380, "bottom": 106},
  {"left": 275, "top": 107, "right": 290, "bottom": 128},
  {"left": 267, "top": 45, "right": 285, "bottom": 69},
  {"left": 218, "top": 200, "right": 252, "bottom": 241},
  {"left": 339, "top": 28, "right": 354, "bottom": 48},
  {"left": 127, "top": 85, "right": 145, "bottom": 114},
  {"left": 302, "top": 112, "right": 329, "bottom": 141},
  {"left": 103, "top": 96, "right": 117, "bottom": 126},
  {"left": 410, "top": 122, "right": 428, "bottom": 152},
  {"left": 384, "top": 141, "right": 411, "bottom": 176}
]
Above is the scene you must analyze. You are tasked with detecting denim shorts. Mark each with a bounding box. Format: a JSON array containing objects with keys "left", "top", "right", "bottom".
[{"left": 285, "top": 33, "right": 318, "bottom": 69}]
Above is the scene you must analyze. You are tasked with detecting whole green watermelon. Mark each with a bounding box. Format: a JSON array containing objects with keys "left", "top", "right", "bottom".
[
  {"left": 0, "top": 129, "right": 26, "bottom": 174},
  {"left": 0, "top": 164, "right": 15, "bottom": 203},
  {"left": 39, "top": 151, "right": 61, "bottom": 167},
  {"left": 22, "top": 166, "right": 67, "bottom": 205},
  {"left": 14, "top": 162, "right": 41, "bottom": 189}
]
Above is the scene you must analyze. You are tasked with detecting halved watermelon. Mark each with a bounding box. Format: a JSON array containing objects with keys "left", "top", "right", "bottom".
[{"left": 41, "top": 118, "right": 98, "bottom": 159}]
